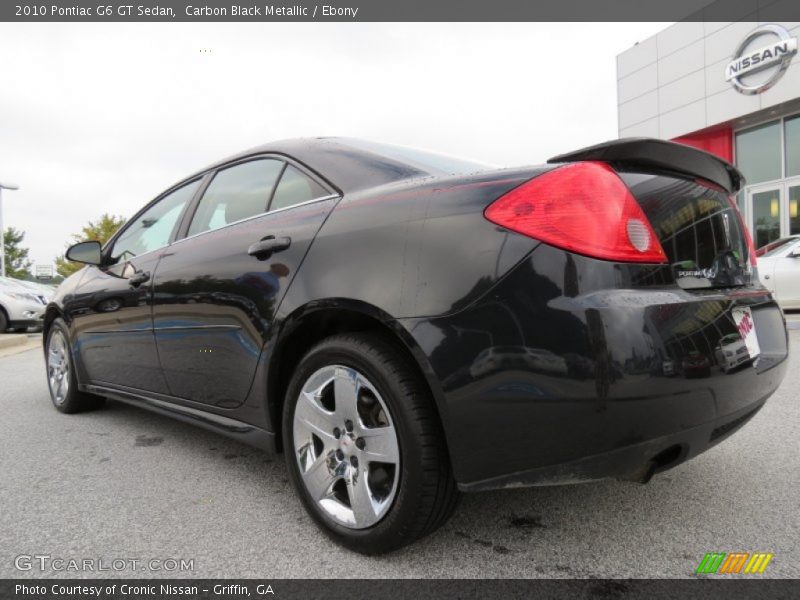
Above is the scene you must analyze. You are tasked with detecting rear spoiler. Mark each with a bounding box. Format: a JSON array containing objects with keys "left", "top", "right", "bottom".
[{"left": 548, "top": 137, "right": 745, "bottom": 194}]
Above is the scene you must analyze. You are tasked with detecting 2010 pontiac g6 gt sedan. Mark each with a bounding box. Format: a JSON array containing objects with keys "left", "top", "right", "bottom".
[{"left": 45, "top": 137, "right": 789, "bottom": 554}]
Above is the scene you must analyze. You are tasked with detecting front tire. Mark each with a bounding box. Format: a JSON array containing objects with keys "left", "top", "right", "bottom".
[
  {"left": 283, "top": 332, "right": 459, "bottom": 554},
  {"left": 46, "top": 319, "right": 105, "bottom": 413}
]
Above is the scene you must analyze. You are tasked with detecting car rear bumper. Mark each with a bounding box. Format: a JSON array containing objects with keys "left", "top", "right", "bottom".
[
  {"left": 402, "top": 244, "right": 789, "bottom": 490},
  {"left": 458, "top": 395, "right": 768, "bottom": 491}
]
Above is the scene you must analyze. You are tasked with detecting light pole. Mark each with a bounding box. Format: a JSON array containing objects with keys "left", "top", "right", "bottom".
[{"left": 0, "top": 182, "right": 20, "bottom": 278}]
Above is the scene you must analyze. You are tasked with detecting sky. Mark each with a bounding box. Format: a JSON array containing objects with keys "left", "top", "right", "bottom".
[{"left": 0, "top": 22, "right": 669, "bottom": 269}]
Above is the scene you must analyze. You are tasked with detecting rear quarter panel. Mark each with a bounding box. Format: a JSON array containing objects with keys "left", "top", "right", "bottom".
[{"left": 278, "top": 167, "right": 550, "bottom": 321}]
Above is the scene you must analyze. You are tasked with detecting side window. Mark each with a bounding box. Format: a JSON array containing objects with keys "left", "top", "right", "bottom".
[
  {"left": 111, "top": 179, "right": 200, "bottom": 262},
  {"left": 187, "top": 159, "right": 283, "bottom": 236},
  {"left": 270, "top": 165, "right": 329, "bottom": 212}
]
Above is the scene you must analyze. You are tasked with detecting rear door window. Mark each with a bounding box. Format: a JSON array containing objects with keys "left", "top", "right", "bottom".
[
  {"left": 188, "top": 159, "right": 284, "bottom": 236},
  {"left": 269, "top": 164, "right": 329, "bottom": 212}
]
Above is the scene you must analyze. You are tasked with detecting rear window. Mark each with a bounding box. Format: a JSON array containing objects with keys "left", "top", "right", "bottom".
[{"left": 619, "top": 171, "right": 749, "bottom": 289}]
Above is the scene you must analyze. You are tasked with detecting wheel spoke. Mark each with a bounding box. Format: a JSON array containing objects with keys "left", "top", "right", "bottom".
[
  {"left": 333, "top": 367, "right": 359, "bottom": 419},
  {"left": 301, "top": 454, "right": 336, "bottom": 501},
  {"left": 360, "top": 426, "right": 400, "bottom": 465},
  {"left": 294, "top": 391, "right": 337, "bottom": 443},
  {"left": 346, "top": 466, "right": 378, "bottom": 526}
]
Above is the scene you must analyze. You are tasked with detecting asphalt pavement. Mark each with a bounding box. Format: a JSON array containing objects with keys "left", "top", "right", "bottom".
[{"left": 1, "top": 330, "right": 798, "bottom": 579}]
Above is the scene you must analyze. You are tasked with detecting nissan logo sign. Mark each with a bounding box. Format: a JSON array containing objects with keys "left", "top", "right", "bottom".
[{"left": 725, "top": 24, "right": 797, "bottom": 95}]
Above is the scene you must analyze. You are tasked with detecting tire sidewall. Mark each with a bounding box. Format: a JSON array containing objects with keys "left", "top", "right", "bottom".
[{"left": 283, "top": 337, "right": 430, "bottom": 552}]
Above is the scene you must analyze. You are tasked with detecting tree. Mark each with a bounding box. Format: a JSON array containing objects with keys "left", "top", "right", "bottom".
[
  {"left": 3, "top": 227, "right": 33, "bottom": 279},
  {"left": 55, "top": 214, "right": 127, "bottom": 278}
]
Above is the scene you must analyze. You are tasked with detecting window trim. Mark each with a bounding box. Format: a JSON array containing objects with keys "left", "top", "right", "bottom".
[
  {"left": 103, "top": 152, "right": 339, "bottom": 263},
  {"left": 170, "top": 191, "right": 340, "bottom": 247},
  {"left": 173, "top": 152, "right": 338, "bottom": 243}
]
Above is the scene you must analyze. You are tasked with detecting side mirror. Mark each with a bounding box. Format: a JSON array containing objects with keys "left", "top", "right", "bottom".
[{"left": 66, "top": 241, "right": 103, "bottom": 265}]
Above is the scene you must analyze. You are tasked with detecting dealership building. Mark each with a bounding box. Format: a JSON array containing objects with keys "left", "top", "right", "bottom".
[{"left": 617, "top": 20, "right": 800, "bottom": 249}]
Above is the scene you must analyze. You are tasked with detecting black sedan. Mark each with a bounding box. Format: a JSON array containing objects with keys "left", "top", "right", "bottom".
[{"left": 45, "top": 137, "right": 788, "bottom": 554}]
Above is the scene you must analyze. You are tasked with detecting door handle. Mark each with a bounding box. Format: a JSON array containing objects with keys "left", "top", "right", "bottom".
[
  {"left": 128, "top": 271, "right": 151, "bottom": 287},
  {"left": 248, "top": 235, "right": 291, "bottom": 260}
]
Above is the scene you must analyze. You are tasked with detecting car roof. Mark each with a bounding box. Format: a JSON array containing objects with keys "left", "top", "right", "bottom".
[{"left": 188, "top": 137, "right": 493, "bottom": 195}]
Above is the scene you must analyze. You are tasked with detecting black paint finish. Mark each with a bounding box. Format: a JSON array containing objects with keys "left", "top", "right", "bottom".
[
  {"left": 151, "top": 197, "right": 337, "bottom": 407},
  {"left": 401, "top": 244, "right": 788, "bottom": 487},
  {"left": 46, "top": 137, "right": 789, "bottom": 491}
]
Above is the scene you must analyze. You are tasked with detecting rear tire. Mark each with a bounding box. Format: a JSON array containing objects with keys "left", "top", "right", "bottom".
[
  {"left": 283, "top": 332, "right": 459, "bottom": 554},
  {"left": 46, "top": 319, "right": 105, "bottom": 413},
  {"left": 0, "top": 308, "right": 8, "bottom": 333}
]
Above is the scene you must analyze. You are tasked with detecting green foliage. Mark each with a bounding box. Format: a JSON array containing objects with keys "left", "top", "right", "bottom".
[
  {"left": 3, "top": 227, "right": 33, "bottom": 279},
  {"left": 55, "top": 214, "right": 127, "bottom": 278}
]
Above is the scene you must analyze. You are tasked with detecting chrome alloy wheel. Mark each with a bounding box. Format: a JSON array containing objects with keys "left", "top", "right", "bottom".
[
  {"left": 47, "top": 330, "right": 71, "bottom": 405},
  {"left": 293, "top": 365, "right": 400, "bottom": 529}
]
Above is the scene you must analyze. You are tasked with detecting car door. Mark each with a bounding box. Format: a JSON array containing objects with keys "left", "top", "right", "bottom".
[
  {"left": 69, "top": 179, "right": 201, "bottom": 392},
  {"left": 773, "top": 240, "right": 800, "bottom": 308},
  {"left": 151, "top": 156, "right": 339, "bottom": 407}
]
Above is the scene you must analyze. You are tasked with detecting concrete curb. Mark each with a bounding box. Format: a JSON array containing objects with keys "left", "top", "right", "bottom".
[
  {"left": 0, "top": 334, "right": 28, "bottom": 350},
  {"left": 0, "top": 337, "right": 42, "bottom": 358}
]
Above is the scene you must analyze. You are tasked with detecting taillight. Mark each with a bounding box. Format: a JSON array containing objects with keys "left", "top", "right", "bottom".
[
  {"left": 484, "top": 161, "right": 667, "bottom": 263},
  {"left": 727, "top": 196, "right": 757, "bottom": 266}
]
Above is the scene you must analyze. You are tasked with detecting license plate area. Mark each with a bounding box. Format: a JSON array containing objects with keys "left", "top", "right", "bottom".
[{"left": 732, "top": 306, "right": 760, "bottom": 361}]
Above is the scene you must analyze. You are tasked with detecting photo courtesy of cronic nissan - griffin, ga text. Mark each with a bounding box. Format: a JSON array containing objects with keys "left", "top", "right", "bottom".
[{"left": 43, "top": 137, "right": 789, "bottom": 554}]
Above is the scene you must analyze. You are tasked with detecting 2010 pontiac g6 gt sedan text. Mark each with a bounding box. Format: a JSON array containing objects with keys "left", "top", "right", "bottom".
[{"left": 44, "top": 137, "right": 789, "bottom": 554}]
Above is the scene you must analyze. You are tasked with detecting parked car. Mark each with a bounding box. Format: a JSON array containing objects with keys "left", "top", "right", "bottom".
[
  {"left": 43, "top": 137, "right": 788, "bottom": 553},
  {"left": 681, "top": 351, "right": 711, "bottom": 379},
  {"left": 0, "top": 277, "right": 47, "bottom": 332},
  {"left": 714, "top": 332, "right": 750, "bottom": 373},
  {"left": 0, "top": 276, "right": 56, "bottom": 303},
  {"left": 756, "top": 235, "right": 800, "bottom": 309}
]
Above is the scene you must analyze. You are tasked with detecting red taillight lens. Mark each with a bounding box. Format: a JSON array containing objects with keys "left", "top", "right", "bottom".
[
  {"left": 727, "top": 196, "right": 757, "bottom": 266},
  {"left": 484, "top": 161, "right": 667, "bottom": 263}
]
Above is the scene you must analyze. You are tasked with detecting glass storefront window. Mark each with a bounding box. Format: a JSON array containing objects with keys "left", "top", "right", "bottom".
[
  {"left": 790, "top": 185, "right": 800, "bottom": 236},
  {"left": 786, "top": 116, "right": 800, "bottom": 178},
  {"left": 736, "top": 122, "right": 782, "bottom": 184},
  {"left": 752, "top": 188, "right": 782, "bottom": 248}
]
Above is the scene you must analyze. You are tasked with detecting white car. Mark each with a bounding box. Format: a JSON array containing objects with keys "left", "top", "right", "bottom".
[
  {"left": 2, "top": 277, "right": 56, "bottom": 302},
  {"left": 757, "top": 236, "right": 800, "bottom": 309},
  {"left": 713, "top": 332, "right": 749, "bottom": 373},
  {"left": 0, "top": 278, "right": 48, "bottom": 333}
]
